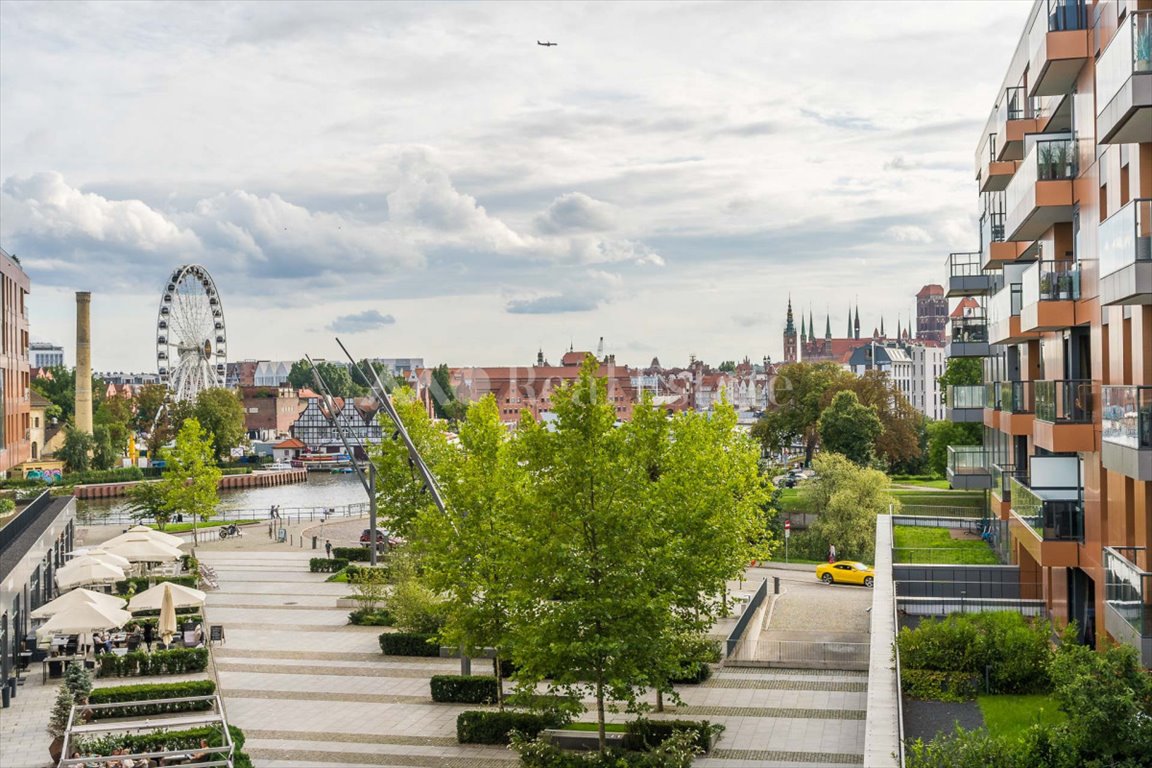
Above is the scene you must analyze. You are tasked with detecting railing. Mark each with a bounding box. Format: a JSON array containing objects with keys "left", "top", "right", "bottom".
[
  {"left": 947, "top": 445, "right": 988, "bottom": 476},
  {"left": 992, "top": 464, "right": 1027, "bottom": 503},
  {"left": 79, "top": 502, "right": 372, "bottom": 527},
  {"left": 947, "top": 251, "right": 985, "bottom": 277},
  {"left": 1006, "top": 136, "right": 1075, "bottom": 236},
  {"left": 999, "top": 380, "right": 1034, "bottom": 413},
  {"left": 947, "top": 385, "right": 985, "bottom": 410},
  {"left": 950, "top": 315, "right": 989, "bottom": 344},
  {"left": 981, "top": 210, "right": 1006, "bottom": 250},
  {"left": 1104, "top": 546, "right": 1152, "bottom": 640},
  {"left": 1102, "top": 385, "right": 1152, "bottom": 449},
  {"left": 1009, "top": 477, "right": 1083, "bottom": 541},
  {"left": 725, "top": 578, "right": 768, "bottom": 658},
  {"left": 1097, "top": 10, "right": 1152, "bottom": 112},
  {"left": 1022, "top": 258, "right": 1080, "bottom": 306},
  {"left": 985, "top": 382, "right": 1002, "bottom": 410},
  {"left": 1046, "top": 0, "right": 1087, "bottom": 31},
  {"left": 1099, "top": 199, "right": 1152, "bottom": 280},
  {"left": 0, "top": 491, "right": 53, "bottom": 553},
  {"left": 1034, "top": 379, "right": 1093, "bottom": 423}
]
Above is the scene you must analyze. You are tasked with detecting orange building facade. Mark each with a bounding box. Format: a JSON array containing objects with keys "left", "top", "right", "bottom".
[
  {"left": 945, "top": 0, "right": 1151, "bottom": 664},
  {"left": 1, "top": 247, "right": 31, "bottom": 476}
]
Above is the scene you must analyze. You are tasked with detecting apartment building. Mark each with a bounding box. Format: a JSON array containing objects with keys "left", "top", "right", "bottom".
[
  {"left": 29, "top": 342, "right": 64, "bottom": 369},
  {"left": 1, "top": 248, "right": 31, "bottom": 476},
  {"left": 944, "top": 0, "right": 1151, "bottom": 664}
]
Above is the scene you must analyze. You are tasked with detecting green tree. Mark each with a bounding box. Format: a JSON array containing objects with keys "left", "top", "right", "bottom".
[
  {"left": 752, "top": 362, "right": 854, "bottom": 466},
  {"left": 126, "top": 481, "right": 172, "bottom": 530},
  {"left": 90, "top": 424, "right": 119, "bottom": 471},
  {"left": 804, "top": 452, "right": 897, "bottom": 562},
  {"left": 287, "top": 359, "right": 363, "bottom": 397},
  {"left": 843, "top": 370, "right": 925, "bottom": 470},
  {"left": 133, "top": 383, "right": 169, "bottom": 431},
  {"left": 31, "top": 366, "right": 77, "bottom": 424},
  {"left": 58, "top": 426, "right": 93, "bottom": 473},
  {"left": 818, "top": 391, "right": 883, "bottom": 466},
  {"left": 938, "top": 357, "right": 983, "bottom": 393},
  {"left": 718, "top": 360, "right": 736, "bottom": 372},
  {"left": 925, "top": 420, "right": 982, "bottom": 477},
  {"left": 350, "top": 359, "right": 397, "bottom": 392},
  {"left": 158, "top": 418, "right": 221, "bottom": 544},
  {"left": 193, "top": 388, "right": 246, "bottom": 461},
  {"left": 507, "top": 357, "right": 768, "bottom": 751},
  {"left": 429, "top": 363, "right": 468, "bottom": 422}
]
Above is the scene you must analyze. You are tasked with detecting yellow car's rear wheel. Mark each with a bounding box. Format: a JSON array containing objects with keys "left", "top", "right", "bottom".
[{"left": 864, "top": 576, "right": 874, "bottom": 588}]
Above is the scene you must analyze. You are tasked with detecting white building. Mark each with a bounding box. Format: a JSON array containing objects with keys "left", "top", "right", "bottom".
[
  {"left": 30, "top": 342, "right": 64, "bottom": 368},
  {"left": 253, "top": 361, "right": 294, "bottom": 386}
]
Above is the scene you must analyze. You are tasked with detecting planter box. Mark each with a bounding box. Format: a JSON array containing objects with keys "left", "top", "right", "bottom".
[{"left": 542, "top": 728, "right": 626, "bottom": 752}]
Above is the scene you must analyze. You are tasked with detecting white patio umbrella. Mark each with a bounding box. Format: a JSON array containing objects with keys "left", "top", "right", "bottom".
[
  {"left": 55, "top": 560, "right": 125, "bottom": 589},
  {"left": 67, "top": 548, "right": 132, "bottom": 569},
  {"left": 31, "top": 589, "right": 127, "bottom": 619},
  {"left": 123, "top": 525, "right": 185, "bottom": 548},
  {"left": 102, "top": 534, "right": 183, "bottom": 563},
  {"left": 158, "top": 585, "right": 177, "bottom": 647},
  {"left": 65, "top": 552, "right": 132, "bottom": 571},
  {"left": 35, "top": 602, "right": 132, "bottom": 637},
  {"left": 128, "top": 582, "right": 206, "bottom": 612}
]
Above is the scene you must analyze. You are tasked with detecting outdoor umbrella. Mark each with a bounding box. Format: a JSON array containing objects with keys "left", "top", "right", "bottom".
[
  {"left": 124, "top": 525, "right": 185, "bottom": 548},
  {"left": 30, "top": 589, "right": 127, "bottom": 619},
  {"left": 55, "top": 560, "right": 125, "bottom": 589},
  {"left": 65, "top": 549, "right": 131, "bottom": 569},
  {"left": 128, "top": 582, "right": 206, "bottom": 612},
  {"left": 102, "top": 534, "right": 183, "bottom": 563},
  {"left": 158, "top": 584, "right": 177, "bottom": 647},
  {"left": 35, "top": 602, "right": 132, "bottom": 637}
]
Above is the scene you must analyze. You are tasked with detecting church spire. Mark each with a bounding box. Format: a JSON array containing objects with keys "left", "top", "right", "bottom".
[
  {"left": 785, "top": 296, "right": 796, "bottom": 333},
  {"left": 846, "top": 306, "right": 852, "bottom": 338},
  {"left": 854, "top": 305, "right": 861, "bottom": 339},
  {"left": 809, "top": 308, "right": 815, "bottom": 344},
  {"left": 825, "top": 313, "right": 832, "bottom": 340},
  {"left": 800, "top": 314, "right": 807, "bottom": 343},
  {"left": 880, "top": 316, "right": 885, "bottom": 337}
]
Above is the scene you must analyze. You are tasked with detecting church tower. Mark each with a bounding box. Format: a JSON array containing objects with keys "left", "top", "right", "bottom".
[
  {"left": 783, "top": 297, "right": 798, "bottom": 363},
  {"left": 854, "top": 305, "right": 861, "bottom": 339}
]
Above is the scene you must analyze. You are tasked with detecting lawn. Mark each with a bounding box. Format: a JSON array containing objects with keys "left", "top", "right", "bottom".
[
  {"left": 978, "top": 695, "right": 1065, "bottom": 737},
  {"left": 892, "top": 525, "right": 999, "bottom": 565},
  {"left": 891, "top": 478, "right": 952, "bottom": 490},
  {"left": 153, "top": 519, "right": 258, "bottom": 534}
]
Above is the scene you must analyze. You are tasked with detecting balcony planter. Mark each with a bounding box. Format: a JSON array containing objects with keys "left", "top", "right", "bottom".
[
  {"left": 1057, "top": 273, "right": 1073, "bottom": 300},
  {"left": 1040, "top": 273, "right": 1055, "bottom": 300}
]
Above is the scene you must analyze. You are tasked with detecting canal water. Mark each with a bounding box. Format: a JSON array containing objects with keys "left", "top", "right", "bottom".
[{"left": 78, "top": 472, "right": 367, "bottom": 523}]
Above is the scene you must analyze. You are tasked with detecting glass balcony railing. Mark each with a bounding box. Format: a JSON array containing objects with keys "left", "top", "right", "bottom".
[
  {"left": 1035, "top": 379, "right": 1094, "bottom": 423},
  {"left": 992, "top": 463, "right": 1027, "bottom": 502},
  {"left": 950, "top": 315, "right": 989, "bottom": 344},
  {"left": 1105, "top": 546, "right": 1152, "bottom": 641},
  {"left": 999, "top": 380, "right": 1035, "bottom": 413},
  {"left": 985, "top": 382, "right": 1002, "bottom": 410},
  {"left": 947, "top": 251, "right": 984, "bottom": 277},
  {"left": 1023, "top": 259, "right": 1080, "bottom": 305},
  {"left": 947, "top": 445, "right": 989, "bottom": 476},
  {"left": 1096, "top": 10, "right": 1152, "bottom": 114},
  {"left": 1099, "top": 199, "right": 1152, "bottom": 280},
  {"left": 1046, "top": 0, "right": 1087, "bottom": 32},
  {"left": 1006, "top": 136, "right": 1076, "bottom": 226},
  {"left": 1102, "top": 385, "right": 1152, "bottom": 449},
  {"left": 981, "top": 210, "right": 1007, "bottom": 250},
  {"left": 1010, "top": 476, "right": 1083, "bottom": 541},
  {"left": 947, "top": 385, "right": 985, "bottom": 410}
]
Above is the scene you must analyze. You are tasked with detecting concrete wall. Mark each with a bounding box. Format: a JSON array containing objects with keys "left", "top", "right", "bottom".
[{"left": 894, "top": 564, "right": 1023, "bottom": 599}]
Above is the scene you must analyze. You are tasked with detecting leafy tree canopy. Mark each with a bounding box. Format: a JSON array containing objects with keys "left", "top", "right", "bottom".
[
  {"left": 804, "top": 452, "right": 897, "bottom": 562},
  {"left": 158, "top": 418, "right": 221, "bottom": 543},
  {"left": 58, "top": 426, "right": 93, "bottom": 473},
  {"left": 287, "top": 359, "right": 365, "bottom": 398},
  {"left": 193, "top": 388, "right": 246, "bottom": 461},
  {"left": 818, "top": 390, "right": 883, "bottom": 466}
]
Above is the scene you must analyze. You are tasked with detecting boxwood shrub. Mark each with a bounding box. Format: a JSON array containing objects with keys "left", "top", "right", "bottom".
[
  {"left": 457, "top": 710, "right": 564, "bottom": 744},
  {"left": 95, "top": 647, "right": 209, "bottom": 677},
  {"left": 669, "top": 662, "right": 712, "bottom": 685},
  {"left": 430, "top": 675, "right": 498, "bottom": 704},
  {"left": 348, "top": 609, "right": 393, "bottom": 626},
  {"left": 74, "top": 723, "right": 251, "bottom": 768},
  {"left": 621, "top": 718, "right": 721, "bottom": 753},
  {"left": 379, "top": 632, "right": 439, "bottom": 656},
  {"left": 309, "top": 557, "right": 348, "bottom": 573},
  {"left": 332, "top": 547, "right": 371, "bottom": 562},
  {"left": 115, "top": 575, "right": 198, "bottom": 595},
  {"left": 900, "top": 669, "right": 981, "bottom": 702},
  {"left": 89, "top": 680, "right": 217, "bottom": 718}
]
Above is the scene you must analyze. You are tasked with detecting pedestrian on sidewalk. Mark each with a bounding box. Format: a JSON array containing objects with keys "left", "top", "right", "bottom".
[
  {"left": 325, "top": 539, "right": 333, "bottom": 559},
  {"left": 143, "top": 622, "right": 154, "bottom": 652},
  {"left": 828, "top": 544, "right": 837, "bottom": 563}
]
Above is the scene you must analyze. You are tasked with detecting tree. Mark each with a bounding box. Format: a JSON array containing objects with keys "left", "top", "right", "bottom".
[
  {"left": 804, "top": 452, "right": 897, "bottom": 562},
  {"left": 925, "top": 420, "right": 981, "bottom": 477},
  {"left": 146, "top": 398, "right": 194, "bottom": 461},
  {"left": 133, "top": 383, "right": 168, "bottom": 431},
  {"left": 506, "top": 357, "right": 768, "bottom": 751},
  {"left": 90, "top": 424, "right": 119, "bottom": 471},
  {"left": 752, "top": 362, "right": 854, "bottom": 466},
  {"left": 350, "top": 359, "right": 397, "bottom": 392},
  {"left": 938, "top": 357, "right": 983, "bottom": 393},
  {"left": 47, "top": 684, "right": 73, "bottom": 740},
  {"left": 158, "top": 418, "right": 221, "bottom": 544},
  {"left": 287, "top": 359, "right": 364, "bottom": 397},
  {"left": 429, "top": 363, "right": 468, "bottom": 422},
  {"left": 126, "top": 481, "right": 172, "bottom": 530},
  {"left": 193, "top": 388, "right": 246, "bottom": 461},
  {"left": 842, "top": 370, "right": 924, "bottom": 470},
  {"left": 817, "top": 391, "right": 883, "bottom": 466},
  {"left": 718, "top": 360, "right": 736, "bottom": 372},
  {"left": 30, "top": 366, "right": 107, "bottom": 426},
  {"left": 58, "top": 427, "right": 93, "bottom": 473}
]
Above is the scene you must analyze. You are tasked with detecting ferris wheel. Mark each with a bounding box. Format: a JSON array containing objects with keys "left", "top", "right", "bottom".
[{"left": 156, "top": 264, "right": 227, "bottom": 402}]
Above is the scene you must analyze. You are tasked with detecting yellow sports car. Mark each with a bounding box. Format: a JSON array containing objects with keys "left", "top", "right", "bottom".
[{"left": 816, "top": 560, "right": 875, "bottom": 587}]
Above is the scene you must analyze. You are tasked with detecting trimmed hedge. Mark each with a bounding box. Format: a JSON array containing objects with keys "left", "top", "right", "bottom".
[
  {"left": 669, "top": 662, "right": 712, "bottom": 685},
  {"left": 88, "top": 680, "right": 217, "bottom": 719},
  {"left": 900, "top": 669, "right": 981, "bottom": 702},
  {"left": 310, "top": 557, "right": 348, "bottom": 573},
  {"left": 430, "top": 675, "right": 498, "bottom": 704},
  {"left": 95, "top": 647, "right": 209, "bottom": 677},
  {"left": 622, "top": 718, "right": 721, "bottom": 753},
  {"left": 379, "top": 632, "right": 439, "bottom": 657},
  {"left": 75, "top": 723, "right": 251, "bottom": 768},
  {"left": 332, "top": 547, "right": 371, "bottom": 562},
  {"left": 457, "top": 710, "right": 563, "bottom": 744},
  {"left": 115, "top": 575, "right": 197, "bottom": 595},
  {"left": 349, "top": 609, "right": 393, "bottom": 626}
]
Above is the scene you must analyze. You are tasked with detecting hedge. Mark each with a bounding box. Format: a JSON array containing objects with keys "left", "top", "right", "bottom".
[
  {"left": 115, "top": 575, "right": 198, "bottom": 595},
  {"left": 332, "top": 547, "right": 371, "bottom": 562},
  {"left": 430, "top": 675, "right": 499, "bottom": 704},
  {"left": 310, "top": 557, "right": 348, "bottom": 573},
  {"left": 88, "top": 680, "right": 217, "bottom": 719},
  {"left": 379, "top": 632, "right": 439, "bottom": 657},
  {"left": 349, "top": 609, "right": 393, "bottom": 626},
  {"left": 900, "top": 669, "right": 982, "bottom": 702},
  {"left": 621, "top": 718, "right": 721, "bottom": 754},
  {"left": 74, "top": 724, "right": 251, "bottom": 768},
  {"left": 669, "top": 662, "right": 712, "bottom": 685},
  {"left": 457, "top": 710, "right": 564, "bottom": 744},
  {"left": 95, "top": 647, "right": 209, "bottom": 677}
]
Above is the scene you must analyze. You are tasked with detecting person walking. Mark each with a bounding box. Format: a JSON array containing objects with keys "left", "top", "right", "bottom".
[
  {"left": 143, "top": 622, "right": 154, "bottom": 652},
  {"left": 828, "top": 544, "right": 837, "bottom": 564},
  {"left": 325, "top": 540, "right": 333, "bottom": 559}
]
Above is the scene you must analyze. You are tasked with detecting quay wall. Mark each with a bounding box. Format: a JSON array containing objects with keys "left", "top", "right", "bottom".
[{"left": 72, "top": 468, "right": 308, "bottom": 499}]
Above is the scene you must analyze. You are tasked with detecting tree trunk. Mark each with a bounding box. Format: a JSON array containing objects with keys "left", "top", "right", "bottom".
[
  {"left": 493, "top": 655, "right": 504, "bottom": 711},
  {"left": 596, "top": 671, "right": 606, "bottom": 753},
  {"left": 656, "top": 688, "right": 664, "bottom": 713}
]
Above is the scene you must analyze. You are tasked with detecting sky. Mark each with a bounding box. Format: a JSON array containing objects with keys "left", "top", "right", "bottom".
[{"left": 0, "top": 0, "right": 1031, "bottom": 372}]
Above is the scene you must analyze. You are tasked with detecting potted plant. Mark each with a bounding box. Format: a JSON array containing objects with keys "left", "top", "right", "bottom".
[
  {"left": 47, "top": 683, "right": 72, "bottom": 764},
  {"left": 1040, "top": 272, "right": 1055, "bottom": 299},
  {"left": 1136, "top": 23, "right": 1151, "bottom": 73},
  {"left": 1038, "top": 142, "right": 1056, "bottom": 180},
  {"left": 1058, "top": 272, "right": 1073, "bottom": 300}
]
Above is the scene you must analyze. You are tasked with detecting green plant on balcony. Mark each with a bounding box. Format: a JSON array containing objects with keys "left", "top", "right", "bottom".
[
  {"left": 1039, "top": 272, "right": 1055, "bottom": 299},
  {"left": 1136, "top": 24, "right": 1152, "bottom": 72},
  {"left": 1057, "top": 272, "right": 1073, "bottom": 300}
]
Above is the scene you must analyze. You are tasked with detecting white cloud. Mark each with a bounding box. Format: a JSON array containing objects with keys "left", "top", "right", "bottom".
[
  {"left": 886, "top": 224, "right": 934, "bottom": 244},
  {"left": 534, "top": 192, "right": 618, "bottom": 234},
  {"left": 326, "top": 309, "right": 396, "bottom": 333}
]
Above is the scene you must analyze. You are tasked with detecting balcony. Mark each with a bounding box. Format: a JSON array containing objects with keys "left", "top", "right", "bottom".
[
  {"left": 946, "top": 251, "right": 995, "bottom": 297},
  {"left": 1027, "top": 0, "right": 1090, "bottom": 98},
  {"left": 1020, "top": 259, "right": 1079, "bottom": 332},
  {"left": 1009, "top": 470, "right": 1082, "bottom": 567},
  {"left": 1034, "top": 379, "right": 1095, "bottom": 453},
  {"left": 988, "top": 282, "right": 1037, "bottom": 345},
  {"left": 946, "top": 385, "right": 985, "bottom": 423},
  {"left": 977, "top": 133, "right": 1018, "bottom": 193},
  {"left": 1096, "top": 10, "right": 1152, "bottom": 145},
  {"left": 998, "top": 380, "right": 1036, "bottom": 435},
  {"left": 947, "top": 445, "right": 992, "bottom": 490},
  {"left": 994, "top": 87, "right": 1042, "bottom": 161},
  {"left": 1102, "top": 385, "right": 1152, "bottom": 480},
  {"left": 1104, "top": 547, "right": 1152, "bottom": 669},
  {"left": 1005, "top": 137, "right": 1076, "bottom": 242},
  {"left": 1099, "top": 199, "right": 1152, "bottom": 306},
  {"left": 991, "top": 463, "right": 1026, "bottom": 507},
  {"left": 948, "top": 314, "right": 990, "bottom": 358},
  {"left": 981, "top": 208, "right": 1027, "bottom": 268}
]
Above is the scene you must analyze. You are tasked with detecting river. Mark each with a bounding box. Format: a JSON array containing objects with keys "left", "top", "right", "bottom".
[{"left": 77, "top": 472, "right": 368, "bottom": 523}]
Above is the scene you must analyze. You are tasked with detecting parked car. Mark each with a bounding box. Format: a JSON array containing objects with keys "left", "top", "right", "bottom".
[
  {"left": 360, "top": 529, "right": 405, "bottom": 547},
  {"left": 815, "top": 561, "right": 874, "bottom": 587}
]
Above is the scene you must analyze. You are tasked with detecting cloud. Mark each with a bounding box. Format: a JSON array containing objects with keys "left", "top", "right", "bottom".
[
  {"left": 534, "top": 192, "right": 618, "bottom": 234},
  {"left": 732, "top": 312, "right": 767, "bottom": 327},
  {"left": 886, "top": 224, "right": 933, "bottom": 244},
  {"left": 326, "top": 309, "right": 397, "bottom": 333},
  {"left": 884, "top": 155, "right": 914, "bottom": 171},
  {"left": 801, "top": 108, "right": 878, "bottom": 132},
  {"left": 505, "top": 269, "right": 622, "bottom": 315}
]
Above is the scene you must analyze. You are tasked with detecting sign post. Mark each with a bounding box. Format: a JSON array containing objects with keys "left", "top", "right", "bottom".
[{"left": 784, "top": 519, "right": 791, "bottom": 563}]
